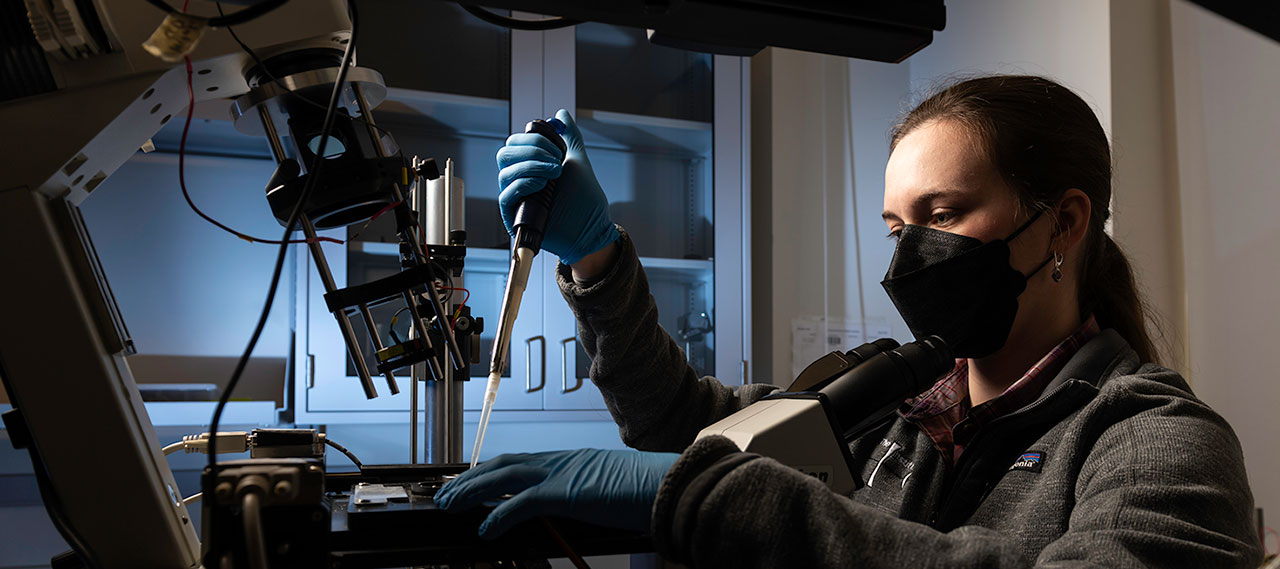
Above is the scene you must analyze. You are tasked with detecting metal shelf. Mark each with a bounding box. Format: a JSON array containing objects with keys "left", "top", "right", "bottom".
[
  {"left": 637, "top": 256, "right": 714, "bottom": 280},
  {"left": 577, "top": 108, "right": 712, "bottom": 157},
  {"left": 144, "top": 401, "right": 277, "bottom": 427},
  {"left": 376, "top": 88, "right": 510, "bottom": 139}
]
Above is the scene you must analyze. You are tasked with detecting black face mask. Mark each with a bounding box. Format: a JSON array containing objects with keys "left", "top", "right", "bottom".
[{"left": 880, "top": 212, "right": 1051, "bottom": 359}]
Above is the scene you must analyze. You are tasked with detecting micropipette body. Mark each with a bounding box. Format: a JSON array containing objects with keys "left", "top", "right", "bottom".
[{"left": 471, "top": 118, "right": 567, "bottom": 467}]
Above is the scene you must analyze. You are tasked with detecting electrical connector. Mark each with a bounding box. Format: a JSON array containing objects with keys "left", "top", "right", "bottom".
[
  {"left": 162, "top": 432, "right": 249, "bottom": 455},
  {"left": 248, "top": 428, "right": 324, "bottom": 459}
]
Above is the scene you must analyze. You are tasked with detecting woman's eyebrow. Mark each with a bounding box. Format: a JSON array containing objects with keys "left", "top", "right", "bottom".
[
  {"left": 882, "top": 188, "right": 965, "bottom": 222},
  {"left": 914, "top": 188, "right": 964, "bottom": 205}
]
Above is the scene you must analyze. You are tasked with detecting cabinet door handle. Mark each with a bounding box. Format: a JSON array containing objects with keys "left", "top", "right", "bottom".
[
  {"left": 307, "top": 353, "right": 316, "bottom": 389},
  {"left": 525, "top": 336, "right": 545, "bottom": 392},
  {"left": 560, "top": 337, "right": 582, "bottom": 393}
]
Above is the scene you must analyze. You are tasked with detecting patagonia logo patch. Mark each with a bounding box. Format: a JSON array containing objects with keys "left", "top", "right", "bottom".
[{"left": 1010, "top": 451, "right": 1045, "bottom": 473}]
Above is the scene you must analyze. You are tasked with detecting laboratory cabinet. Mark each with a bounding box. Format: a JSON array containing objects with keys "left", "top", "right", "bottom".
[{"left": 292, "top": 4, "right": 749, "bottom": 424}]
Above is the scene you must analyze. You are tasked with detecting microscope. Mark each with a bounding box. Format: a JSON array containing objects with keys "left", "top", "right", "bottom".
[{"left": 698, "top": 336, "right": 953, "bottom": 495}]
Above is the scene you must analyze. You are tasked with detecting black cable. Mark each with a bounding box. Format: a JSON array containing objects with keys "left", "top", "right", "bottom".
[
  {"left": 209, "top": 0, "right": 359, "bottom": 464},
  {"left": 323, "top": 437, "right": 364, "bottom": 469},
  {"left": 3, "top": 360, "right": 102, "bottom": 569},
  {"left": 146, "top": 0, "right": 288, "bottom": 27},
  {"left": 461, "top": 5, "right": 579, "bottom": 30},
  {"left": 24, "top": 443, "right": 103, "bottom": 569},
  {"left": 241, "top": 493, "right": 269, "bottom": 569},
  {"left": 215, "top": 2, "right": 394, "bottom": 137},
  {"left": 389, "top": 305, "right": 411, "bottom": 345},
  {"left": 391, "top": 306, "right": 411, "bottom": 323},
  {"left": 433, "top": 261, "right": 456, "bottom": 303},
  {"left": 207, "top": 0, "right": 359, "bottom": 554}
]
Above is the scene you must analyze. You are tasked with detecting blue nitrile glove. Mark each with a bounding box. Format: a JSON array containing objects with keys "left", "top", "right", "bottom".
[
  {"left": 434, "top": 448, "right": 679, "bottom": 539},
  {"left": 497, "top": 109, "right": 620, "bottom": 266}
]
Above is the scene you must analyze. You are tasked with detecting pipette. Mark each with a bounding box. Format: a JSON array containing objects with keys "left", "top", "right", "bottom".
[{"left": 471, "top": 117, "right": 568, "bottom": 467}]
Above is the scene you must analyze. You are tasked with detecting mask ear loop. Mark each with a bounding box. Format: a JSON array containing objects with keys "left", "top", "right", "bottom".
[
  {"left": 1023, "top": 253, "right": 1054, "bottom": 280},
  {"left": 1007, "top": 209, "right": 1055, "bottom": 279},
  {"left": 1005, "top": 209, "right": 1045, "bottom": 242}
]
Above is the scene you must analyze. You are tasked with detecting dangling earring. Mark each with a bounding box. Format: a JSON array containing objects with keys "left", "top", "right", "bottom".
[{"left": 1052, "top": 251, "right": 1065, "bottom": 283}]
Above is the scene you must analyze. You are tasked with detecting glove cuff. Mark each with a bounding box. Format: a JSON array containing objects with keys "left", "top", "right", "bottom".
[
  {"left": 561, "top": 219, "right": 620, "bottom": 266},
  {"left": 557, "top": 225, "right": 631, "bottom": 296}
]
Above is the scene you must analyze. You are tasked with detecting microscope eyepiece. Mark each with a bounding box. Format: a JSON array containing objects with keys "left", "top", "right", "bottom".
[{"left": 818, "top": 335, "right": 952, "bottom": 439}]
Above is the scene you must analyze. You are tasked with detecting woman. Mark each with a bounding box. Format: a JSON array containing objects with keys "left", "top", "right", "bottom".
[{"left": 435, "top": 75, "right": 1263, "bottom": 567}]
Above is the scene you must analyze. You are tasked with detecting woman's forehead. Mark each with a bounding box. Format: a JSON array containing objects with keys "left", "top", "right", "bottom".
[{"left": 883, "top": 120, "right": 1002, "bottom": 213}]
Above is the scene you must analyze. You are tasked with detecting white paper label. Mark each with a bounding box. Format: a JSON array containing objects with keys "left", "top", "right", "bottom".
[
  {"left": 866, "top": 322, "right": 894, "bottom": 341},
  {"left": 791, "top": 316, "right": 825, "bottom": 379},
  {"left": 792, "top": 317, "right": 871, "bottom": 379}
]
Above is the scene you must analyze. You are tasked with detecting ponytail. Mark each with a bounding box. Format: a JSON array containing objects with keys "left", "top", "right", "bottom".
[{"left": 1081, "top": 231, "right": 1158, "bottom": 364}]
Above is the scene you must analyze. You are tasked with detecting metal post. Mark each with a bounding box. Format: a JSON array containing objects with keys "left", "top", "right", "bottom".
[
  {"left": 400, "top": 290, "right": 443, "bottom": 381},
  {"left": 351, "top": 83, "right": 389, "bottom": 158},
  {"left": 423, "top": 169, "right": 447, "bottom": 464},
  {"left": 357, "top": 302, "right": 399, "bottom": 395},
  {"left": 351, "top": 84, "right": 401, "bottom": 397},
  {"left": 256, "top": 106, "right": 288, "bottom": 163},
  {"left": 422, "top": 162, "right": 467, "bottom": 464},
  {"left": 426, "top": 373, "right": 448, "bottom": 463},
  {"left": 410, "top": 357, "right": 419, "bottom": 464},
  {"left": 408, "top": 170, "right": 426, "bottom": 464},
  {"left": 300, "top": 215, "right": 378, "bottom": 399},
  {"left": 443, "top": 158, "right": 454, "bottom": 243},
  {"left": 444, "top": 161, "right": 465, "bottom": 463}
]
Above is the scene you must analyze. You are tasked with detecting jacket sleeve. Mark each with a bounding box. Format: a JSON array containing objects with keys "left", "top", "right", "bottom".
[
  {"left": 651, "top": 377, "right": 1262, "bottom": 568},
  {"left": 652, "top": 436, "right": 1035, "bottom": 568},
  {"left": 556, "top": 228, "right": 777, "bottom": 452}
]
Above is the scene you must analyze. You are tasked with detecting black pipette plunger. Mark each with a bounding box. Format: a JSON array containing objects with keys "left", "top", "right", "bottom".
[{"left": 512, "top": 118, "right": 568, "bottom": 253}]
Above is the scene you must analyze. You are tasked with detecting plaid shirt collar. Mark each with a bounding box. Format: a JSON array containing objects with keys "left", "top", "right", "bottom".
[{"left": 900, "top": 316, "right": 1101, "bottom": 466}]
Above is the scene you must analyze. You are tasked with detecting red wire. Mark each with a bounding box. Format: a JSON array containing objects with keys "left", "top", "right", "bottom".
[
  {"left": 442, "top": 286, "right": 471, "bottom": 308},
  {"left": 441, "top": 286, "right": 470, "bottom": 331},
  {"left": 1266, "top": 526, "right": 1279, "bottom": 556},
  {"left": 178, "top": 56, "right": 341, "bottom": 246},
  {"left": 370, "top": 200, "right": 401, "bottom": 222},
  {"left": 345, "top": 200, "right": 404, "bottom": 242}
]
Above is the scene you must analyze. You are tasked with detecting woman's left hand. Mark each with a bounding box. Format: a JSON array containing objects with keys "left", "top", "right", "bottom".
[{"left": 434, "top": 448, "right": 679, "bottom": 538}]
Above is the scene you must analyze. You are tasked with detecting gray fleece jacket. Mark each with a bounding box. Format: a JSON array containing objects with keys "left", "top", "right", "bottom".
[{"left": 557, "top": 231, "right": 1263, "bottom": 568}]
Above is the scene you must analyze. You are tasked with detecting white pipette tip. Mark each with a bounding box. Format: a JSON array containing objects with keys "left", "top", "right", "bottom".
[{"left": 469, "top": 372, "right": 502, "bottom": 468}]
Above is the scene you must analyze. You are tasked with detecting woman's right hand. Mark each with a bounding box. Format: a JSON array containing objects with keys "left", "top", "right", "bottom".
[{"left": 497, "top": 109, "right": 619, "bottom": 266}]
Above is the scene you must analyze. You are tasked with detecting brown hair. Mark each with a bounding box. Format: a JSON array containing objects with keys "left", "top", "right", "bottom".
[{"left": 890, "top": 75, "right": 1158, "bottom": 363}]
